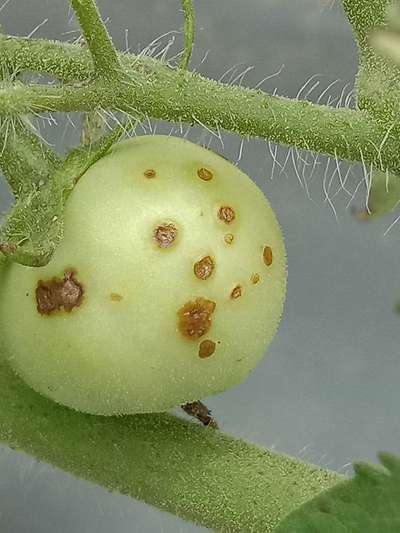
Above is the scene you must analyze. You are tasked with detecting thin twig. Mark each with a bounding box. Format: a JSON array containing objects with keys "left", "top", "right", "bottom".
[
  {"left": 181, "top": 0, "right": 195, "bottom": 70},
  {"left": 70, "top": 0, "right": 120, "bottom": 77}
]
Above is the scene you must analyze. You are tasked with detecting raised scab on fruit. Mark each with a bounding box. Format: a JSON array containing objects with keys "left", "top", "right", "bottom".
[
  {"left": 263, "top": 245, "right": 273, "bottom": 266},
  {"left": 199, "top": 339, "right": 216, "bottom": 358},
  {"left": 110, "top": 293, "right": 123, "bottom": 301},
  {"left": 144, "top": 169, "right": 156, "bottom": 178},
  {"left": 251, "top": 273, "right": 260, "bottom": 284},
  {"left": 178, "top": 297, "right": 216, "bottom": 339},
  {"left": 36, "top": 270, "right": 83, "bottom": 315},
  {"left": 231, "top": 285, "right": 242, "bottom": 299},
  {"left": 154, "top": 224, "right": 178, "bottom": 248},
  {"left": 194, "top": 256, "right": 214, "bottom": 280},
  {"left": 197, "top": 167, "right": 213, "bottom": 181},
  {"left": 218, "top": 206, "right": 235, "bottom": 224},
  {"left": 224, "top": 233, "right": 234, "bottom": 245}
]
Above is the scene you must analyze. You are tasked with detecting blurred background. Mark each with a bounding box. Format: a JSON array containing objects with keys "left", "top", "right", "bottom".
[{"left": 1, "top": 0, "right": 399, "bottom": 531}]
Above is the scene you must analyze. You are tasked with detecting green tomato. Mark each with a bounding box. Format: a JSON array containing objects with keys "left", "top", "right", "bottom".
[{"left": 0, "top": 135, "right": 287, "bottom": 415}]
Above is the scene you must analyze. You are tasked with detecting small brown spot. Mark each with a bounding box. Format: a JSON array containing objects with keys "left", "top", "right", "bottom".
[
  {"left": 197, "top": 167, "right": 213, "bottom": 181},
  {"left": 36, "top": 270, "right": 83, "bottom": 315},
  {"left": 263, "top": 245, "right": 273, "bottom": 266},
  {"left": 218, "top": 206, "right": 235, "bottom": 224},
  {"left": 110, "top": 293, "right": 123, "bottom": 302},
  {"left": 199, "top": 340, "right": 216, "bottom": 358},
  {"left": 178, "top": 297, "right": 216, "bottom": 339},
  {"left": 224, "top": 233, "right": 234, "bottom": 245},
  {"left": 231, "top": 285, "right": 242, "bottom": 299},
  {"left": 251, "top": 273, "right": 260, "bottom": 284},
  {"left": 194, "top": 256, "right": 214, "bottom": 280},
  {"left": 144, "top": 169, "right": 156, "bottom": 178},
  {"left": 154, "top": 224, "right": 178, "bottom": 248}
]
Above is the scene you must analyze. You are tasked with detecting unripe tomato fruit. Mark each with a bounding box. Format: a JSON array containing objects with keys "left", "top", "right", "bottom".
[{"left": 0, "top": 135, "right": 286, "bottom": 415}]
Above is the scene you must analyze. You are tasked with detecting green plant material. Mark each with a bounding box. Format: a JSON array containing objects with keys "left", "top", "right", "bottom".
[
  {"left": 0, "top": 121, "right": 131, "bottom": 266},
  {"left": 343, "top": 0, "right": 400, "bottom": 135},
  {"left": 70, "top": 0, "right": 121, "bottom": 78},
  {"left": 0, "top": 114, "right": 61, "bottom": 196},
  {"left": 371, "top": 30, "right": 400, "bottom": 65},
  {"left": 275, "top": 452, "right": 400, "bottom": 533},
  {"left": 353, "top": 168, "right": 400, "bottom": 220},
  {"left": 369, "top": 2, "right": 400, "bottom": 65},
  {"left": 0, "top": 357, "right": 343, "bottom": 533},
  {"left": 81, "top": 110, "right": 107, "bottom": 145},
  {"left": 181, "top": 0, "right": 195, "bottom": 70},
  {"left": 0, "top": 135, "right": 287, "bottom": 415},
  {"left": 1, "top": 37, "right": 400, "bottom": 173}
]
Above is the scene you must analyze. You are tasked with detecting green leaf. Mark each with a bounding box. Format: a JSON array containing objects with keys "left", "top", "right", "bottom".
[{"left": 274, "top": 453, "right": 400, "bottom": 533}]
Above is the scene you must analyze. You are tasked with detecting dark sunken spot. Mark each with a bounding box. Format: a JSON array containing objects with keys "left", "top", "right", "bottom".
[
  {"left": 194, "top": 256, "right": 214, "bottom": 280},
  {"left": 36, "top": 270, "right": 83, "bottom": 315},
  {"left": 178, "top": 297, "right": 216, "bottom": 339},
  {"left": 154, "top": 224, "right": 178, "bottom": 248},
  {"left": 218, "top": 206, "right": 235, "bottom": 224},
  {"left": 199, "top": 339, "right": 216, "bottom": 358}
]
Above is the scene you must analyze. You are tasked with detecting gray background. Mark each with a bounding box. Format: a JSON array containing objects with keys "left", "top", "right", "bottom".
[{"left": 1, "top": 1, "right": 400, "bottom": 532}]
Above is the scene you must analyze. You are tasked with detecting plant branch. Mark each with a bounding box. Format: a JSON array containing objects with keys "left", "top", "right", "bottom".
[
  {"left": 181, "top": 0, "right": 195, "bottom": 70},
  {"left": 0, "top": 358, "right": 343, "bottom": 532},
  {"left": 342, "top": 0, "right": 389, "bottom": 47},
  {"left": 0, "top": 68, "right": 399, "bottom": 173},
  {"left": 70, "top": 0, "right": 120, "bottom": 78}
]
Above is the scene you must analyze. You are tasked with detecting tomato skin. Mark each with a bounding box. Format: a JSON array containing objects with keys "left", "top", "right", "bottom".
[{"left": 0, "top": 136, "right": 287, "bottom": 415}]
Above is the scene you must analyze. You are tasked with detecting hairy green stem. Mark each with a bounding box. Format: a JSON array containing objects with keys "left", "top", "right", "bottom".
[
  {"left": 342, "top": 0, "right": 388, "bottom": 47},
  {"left": 0, "top": 70, "right": 399, "bottom": 173},
  {"left": 181, "top": 0, "right": 195, "bottom": 70},
  {"left": 70, "top": 0, "right": 120, "bottom": 78},
  {"left": 1, "top": 36, "right": 400, "bottom": 172},
  {"left": 0, "top": 359, "right": 343, "bottom": 532}
]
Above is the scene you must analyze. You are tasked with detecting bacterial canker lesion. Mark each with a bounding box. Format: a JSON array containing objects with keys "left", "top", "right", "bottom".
[
  {"left": 198, "top": 339, "right": 216, "bottom": 358},
  {"left": 36, "top": 269, "right": 84, "bottom": 316},
  {"left": 230, "top": 285, "right": 242, "bottom": 299},
  {"left": 177, "top": 297, "right": 216, "bottom": 339},
  {"left": 218, "top": 206, "right": 236, "bottom": 224},
  {"left": 110, "top": 293, "right": 123, "bottom": 302},
  {"left": 263, "top": 245, "right": 273, "bottom": 266},
  {"left": 144, "top": 169, "right": 156, "bottom": 178},
  {"left": 194, "top": 256, "right": 215, "bottom": 280},
  {"left": 154, "top": 223, "right": 178, "bottom": 248},
  {"left": 197, "top": 167, "right": 213, "bottom": 181}
]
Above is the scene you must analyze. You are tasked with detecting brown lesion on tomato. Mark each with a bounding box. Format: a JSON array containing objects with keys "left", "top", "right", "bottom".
[
  {"left": 230, "top": 285, "right": 242, "bottom": 299},
  {"left": 36, "top": 269, "right": 84, "bottom": 315},
  {"left": 194, "top": 256, "right": 214, "bottom": 280},
  {"left": 177, "top": 297, "right": 216, "bottom": 339},
  {"left": 144, "top": 169, "right": 156, "bottom": 178},
  {"left": 250, "top": 273, "right": 260, "bottom": 284},
  {"left": 154, "top": 223, "right": 178, "bottom": 248},
  {"left": 197, "top": 167, "right": 213, "bottom": 181},
  {"left": 110, "top": 292, "right": 123, "bottom": 302},
  {"left": 198, "top": 339, "right": 216, "bottom": 358},
  {"left": 218, "top": 206, "right": 236, "bottom": 224},
  {"left": 263, "top": 245, "right": 273, "bottom": 266},
  {"left": 224, "top": 233, "right": 234, "bottom": 245}
]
